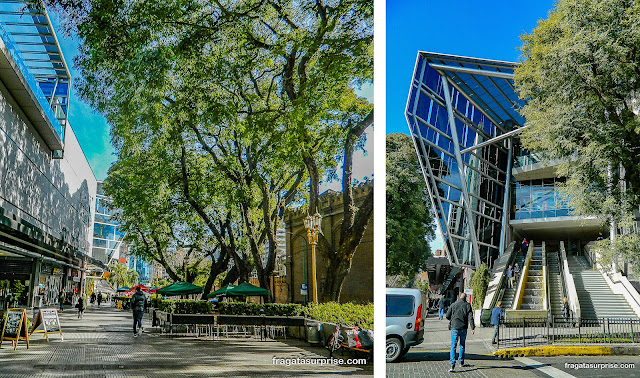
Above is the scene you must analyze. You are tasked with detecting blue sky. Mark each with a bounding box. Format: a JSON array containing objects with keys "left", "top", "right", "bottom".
[{"left": 386, "top": 0, "right": 555, "bottom": 250}]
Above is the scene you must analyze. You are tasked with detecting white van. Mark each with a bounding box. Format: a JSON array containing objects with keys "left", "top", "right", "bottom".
[{"left": 386, "top": 288, "right": 426, "bottom": 362}]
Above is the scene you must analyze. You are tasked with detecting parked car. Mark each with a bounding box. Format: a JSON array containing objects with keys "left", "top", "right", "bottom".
[{"left": 386, "top": 288, "right": 426, "bottom": 362}]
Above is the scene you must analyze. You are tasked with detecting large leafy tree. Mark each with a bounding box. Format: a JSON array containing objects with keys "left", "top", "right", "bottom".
[
  {"left": 46, "top": 0, "right": 372, "bottom": 301},
  {"left": 386, "top": 133, "right": 434, "bottom": 279},
  {"left": 515, "top": 0, "right": 640, "bottom": 271}
]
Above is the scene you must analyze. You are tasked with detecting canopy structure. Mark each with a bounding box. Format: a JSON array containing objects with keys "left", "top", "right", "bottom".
[
  {"left": 94, "top": 280, "right": 115, "bottom": 294},
  {"left": 116, "top": 286, "right": 130, "bottom": 292},
  {"left": 129, "top": 284, "right": 149, "bottom": 292},
  {"left": 207, "top": 282, "right": 270, "bottom": 298},
  {"left": 156, "top": 281, "right": 203, "bottom": 296},
  {"left": 148, "top": 286, "right": 158, "bottom": 293}
]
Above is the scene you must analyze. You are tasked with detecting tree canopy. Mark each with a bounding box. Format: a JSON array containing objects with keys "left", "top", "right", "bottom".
[
  {"left": 386, "top": 133, "right": 434, "bottom": 279},
  {"left": 515, "top": 0, "right": 640, "bottom": 271},
  {"left": 47, "top": 0, "right": 373, "bottom": 301}
]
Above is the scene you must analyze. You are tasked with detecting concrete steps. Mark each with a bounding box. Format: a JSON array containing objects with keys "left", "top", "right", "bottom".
[
  {"left": 547, "top": 250, "right": 565, "bottom": 318},
  {"left": 568, "top": 256, "right": 636, "bottom": 318}
]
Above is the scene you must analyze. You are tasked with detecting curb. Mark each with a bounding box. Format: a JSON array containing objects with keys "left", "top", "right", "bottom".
[
  {"left": 494, "top": 346, "right": 611, "bottom": 357},
  {"left": 495, "top": 345, "right": 640, "bottom": 357}
]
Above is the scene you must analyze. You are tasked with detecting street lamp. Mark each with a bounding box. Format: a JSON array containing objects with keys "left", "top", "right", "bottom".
[{"left": 304, "top": 209, "right": 322, "bottom": 304}]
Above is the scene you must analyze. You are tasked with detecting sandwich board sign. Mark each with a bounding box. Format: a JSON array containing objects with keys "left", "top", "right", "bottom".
[
  {"left": 30, "top": 308, "right": 63, "bottom": 341},
  {"left": 1, "top": 308, "right": 29, "bottom": 350}
]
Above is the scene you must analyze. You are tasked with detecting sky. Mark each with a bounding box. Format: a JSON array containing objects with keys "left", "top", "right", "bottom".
[
  {"left": 386, "top": 0, "right": 556, "bottom": 250},
  {"left": 50, "top": 14, "right": 373, "bottom": 187}
]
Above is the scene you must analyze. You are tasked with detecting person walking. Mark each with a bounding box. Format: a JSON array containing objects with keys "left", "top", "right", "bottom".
[
  {"left": 58, "top": 289, "right": 65, "bottom": 312},
  {"left": 562, "top": 297, "right": 571, "bottom": 322},
  {"left": 91, "top": 292, "right": 96, "bottom": 304},
  {"left": 77, "top": 291, "right": 87, "bottom": 319},
  {"left": 97, "top": 292, "right": 103, "bottom": 307},
  {"left": 513, "top": 263, "right": 520, "bottom": 283},
  {"left": 446, "top": 292, "right": 475, "bottom": 372},
  {"left": 438, "top": 296, "right": 446, "bottom": 320},
  {"left": 490, "top": 301, "right": 503, "bottom": 345},
  {"left": 506, "top": 265, "right": 514, "bottom": 288},
  {"left": 130, "top": 287, "right": 145, "bottom": 337},
  {"left": 522, "top": 238, "right": 529, "bottom": 254}
]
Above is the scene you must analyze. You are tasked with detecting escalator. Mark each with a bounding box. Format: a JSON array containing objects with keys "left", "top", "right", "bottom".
[
  {"left": 546, "top": 248, "right": 565, "bottom": 318},
  {"left": 519, "top": 246, "right": 544, "bottom": 310}
]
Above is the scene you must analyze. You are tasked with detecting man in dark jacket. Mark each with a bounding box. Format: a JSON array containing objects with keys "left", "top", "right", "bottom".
[
  {"left": 130, "top": 287, "right": 146, "bottom": 337},
  {"left": 445, "top": 292, "right": 475, "bottom": 372}
]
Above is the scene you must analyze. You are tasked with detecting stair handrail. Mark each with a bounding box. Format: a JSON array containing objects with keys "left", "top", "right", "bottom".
[
  {"left": 542, "top": 241, "right": 549, "bottom": 312},
  {"left": 513, "top": 240, "right": 534, "bottom": 310},
  {"left": 560, "top": 241, "right": 581, "bottom": 319}
]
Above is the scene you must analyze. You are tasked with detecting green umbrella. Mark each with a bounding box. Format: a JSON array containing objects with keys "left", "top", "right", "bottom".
[
  {"left": 207, "top": 284, "right": 237, "bottom": 298},
  {"left": 156, "top": 281, "right": 203, "bottom": 296},
  {"left": 207, "top": 282, "right": 269, "bottom": 298}
]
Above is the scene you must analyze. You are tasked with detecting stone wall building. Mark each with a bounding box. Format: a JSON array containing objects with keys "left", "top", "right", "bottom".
[{"left": 285, "top": 182, "right": 373, "bottom": 304}]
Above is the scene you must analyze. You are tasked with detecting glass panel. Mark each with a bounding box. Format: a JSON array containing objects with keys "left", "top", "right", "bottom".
[{"left": 387, "top": 295, "right": 415, "bottom": 317}]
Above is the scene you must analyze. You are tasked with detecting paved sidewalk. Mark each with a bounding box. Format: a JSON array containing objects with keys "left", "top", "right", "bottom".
[
  {"left": 386, "top": 313, "right": 547, "bottom": 378},
  {"left": 0, "top": 303, "right": 372, "bottom": 377}
]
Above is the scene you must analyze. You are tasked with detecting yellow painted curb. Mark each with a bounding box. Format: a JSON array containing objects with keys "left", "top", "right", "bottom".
[{"left": 494, "top": 345, "right": 611, "bottom": 357}]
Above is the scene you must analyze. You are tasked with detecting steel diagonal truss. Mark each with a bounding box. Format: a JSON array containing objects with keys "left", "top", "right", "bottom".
[
  {"left": 406, "top": 52, "right": 524, "bottom": 269},
  {"left": 407, "top": 57, "right": 460, "bottom": 265},
  {"left": 440, "top": 74, "right": 482, "bottom": 266}
]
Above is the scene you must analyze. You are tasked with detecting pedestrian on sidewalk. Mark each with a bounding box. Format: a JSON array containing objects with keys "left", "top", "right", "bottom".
[
  {"left": 438, "top": 296, "right": 446, "bottom": 320},
  {"left": 130, "top": 287, "right": 145, "bottom": 337},
  {"left": 97, "top": 292, "right": 103, "bottom": 307},
  {"left": 445, "top": 292, "right": 475, "bottom": 373},
  {"left": 506, "top": 265, "right": 514, "bottom": 288},
  {"left": 59, "top": 289, "right": 65, "bottom": 312},
  {"left": 77, "top": 291, "right": 87, "bottom": 319},
  {"left": 490, "top": 301, "right": 503, "bottom": 345},
  {"left": 91, "top": 292, "right": 96, "bottom": 304}
]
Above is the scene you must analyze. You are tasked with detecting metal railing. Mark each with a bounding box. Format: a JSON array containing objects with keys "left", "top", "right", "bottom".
[
  {"left": 542, "top": 241, "right": 549, "bottom": 312},
  {"left": 497, "top": 316, "right": 640, "bottom": 349}
]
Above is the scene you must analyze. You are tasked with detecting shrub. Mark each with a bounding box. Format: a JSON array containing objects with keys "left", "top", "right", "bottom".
[
  {"left": 150, "top": 294, "right": 161, "bottom": 308},
  {"left": 217, "top": 302, "right": 303, "bottom": 316},
  {"left": 469, "top": 263, "right": 491, "bottom": 310},
  {"left": 303, "top": 302, "right": 373, "bottom": 330},
  {"left": 158, "top": 299, "right": 212, "bottom": 314}
]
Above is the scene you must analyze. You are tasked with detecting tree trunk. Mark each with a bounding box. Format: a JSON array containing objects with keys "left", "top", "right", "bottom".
[{"left": 322, "top": 254, "right": 354, "bottom": 302}]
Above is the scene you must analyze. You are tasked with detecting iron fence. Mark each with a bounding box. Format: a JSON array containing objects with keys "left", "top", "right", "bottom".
[{"left": 497, "top": 316, "right": 640, "bottom": 349}]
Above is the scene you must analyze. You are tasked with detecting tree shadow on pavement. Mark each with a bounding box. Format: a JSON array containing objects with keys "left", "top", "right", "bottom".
[{"left": 279, "top": 338, "right": 373, "bottom": 375}]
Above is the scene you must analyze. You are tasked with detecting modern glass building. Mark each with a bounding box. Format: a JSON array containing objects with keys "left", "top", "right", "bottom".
[
  {"left": 0, "top": 2, "right": 105, "bottom": 308},
  {"left": 92, "top": 181, "right": 125, "bottom": 264},
  {"left": 406, "top": 52, "right": 602, "bottom": 270}
]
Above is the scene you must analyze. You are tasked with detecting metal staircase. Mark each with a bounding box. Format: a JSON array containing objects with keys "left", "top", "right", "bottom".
[
  {"left": 520, "top": 246, "right": 544, "bottom": 310},
  {"left": 547, "top": 249, "right": 565, "bottom": 318},
  {"left": 568, "top": 256, "right": 636, "bottom": 318},
  {"left": 441, "top": 267, "right": 460, "bottom": 294}
]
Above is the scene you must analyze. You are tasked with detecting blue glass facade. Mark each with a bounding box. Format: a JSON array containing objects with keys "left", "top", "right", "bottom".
[
  {"left": 513, "top": 178, "right": 571, "bottom": 220},
  {"left": 407, "top": 53, "right": 516, "bottom": 268},
  {"left": 92, "top": 182, "right": 125, "bottom": 264}
]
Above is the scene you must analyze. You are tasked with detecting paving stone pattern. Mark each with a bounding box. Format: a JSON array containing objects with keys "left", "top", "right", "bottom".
[
  {"left": 386, "top": 314, "right": 547, "bottom": 378},
  {"left": 0, "top": 304, "right": 371, "bottom": 377}
]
